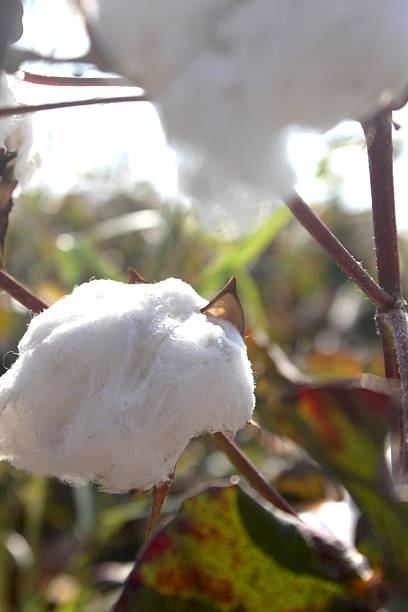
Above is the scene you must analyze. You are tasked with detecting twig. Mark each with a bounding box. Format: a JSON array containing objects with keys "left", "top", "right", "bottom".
[
  {"left": 0, "top": 94, "right": 149, "bottom": 118},
  {"left": 0, "top": 269, "right": 48, "bottom": 313},
  {"left": 362, "top": 113, "right": 402, "bottom": 299},
  {"left": 210, "top": 431, "right": 299, "bottom": 518},
  {"left": 376, "top": 310, "right": 408, "bottom": 473},
  {"left": 22, "top": 72, "right": 134, "bottom": 88},
  {"left": 286, "top": 193, "right": 395, "bottom": 311}
]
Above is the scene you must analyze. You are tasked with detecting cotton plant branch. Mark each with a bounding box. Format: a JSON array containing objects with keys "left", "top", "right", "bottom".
[
  {"left": 362, "top": 111, "right": 408, "bottom": 475},
  {"left": 362, "top": 113, "right": 402, "bottom": 298},
  {"left": 210, "top": 431, "right": 299, "bottom": 518},
  {"left": 0, "top": 268, "right": 48, "bottom": 313},
  {"left": 286, "top": 193, "right": 395, "bottom": 311},
  {"left": 21, "top": 71, "right": 134, "bottom": 88},
  {"left": 0, "top": 93, "right": 150, "bottom": 119}
]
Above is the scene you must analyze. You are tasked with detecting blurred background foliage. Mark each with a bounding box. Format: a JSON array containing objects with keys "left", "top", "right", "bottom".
[{"left": 0, "top": 147, "right": 406, "bottom": 610}]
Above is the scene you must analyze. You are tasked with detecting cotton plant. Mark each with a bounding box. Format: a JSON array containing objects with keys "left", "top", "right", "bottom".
[
  {"left": 1, "top": 3, "right": 408, "bottom": 609},
  {"left": 79, "top": 0, "right": 408, "bottom": 232}
]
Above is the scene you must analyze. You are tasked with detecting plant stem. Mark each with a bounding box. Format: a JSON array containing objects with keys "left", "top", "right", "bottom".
[
  {"left": 376, "top": 310, "right": 408, "bottom": 473},
  {"left": 363, "top": 111, "right": 408, "bottom": 475},
  {"left": 22, "top": 71, "right": 134, "bottom": 87},
  {"left": 0, "top": 94, "right": 149, "bottom": 118},
  {"left": 286, "top": 193, "right": 395, "bottom": 311},
  {"left": 210, "top": 431, "right": 299, "bottom": 518},
  {"left": 362, "top": 113, "right": 402, "bottom": 299},
  {"left": 0, "top": 269, "right": 48, "bottom": 313}
]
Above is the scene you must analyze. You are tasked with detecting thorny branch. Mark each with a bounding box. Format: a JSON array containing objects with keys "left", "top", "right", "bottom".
[{"left": 0, "top": 94, "right": 150, "bottom": 119}]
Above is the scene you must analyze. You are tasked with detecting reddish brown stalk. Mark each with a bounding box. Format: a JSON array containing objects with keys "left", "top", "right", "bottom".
[
  {"left": 22, "top": 72, "right": 134, "bottom": 87},
  {"left": 0, "top": 269, "right": 48, "bottom": 313},
  {"left": 210, "top": 431, "right": 299, "bottom": 518},
  {"left": 286, "top": 193, "right": 395, "bottom": 311},
  {"left": 363, "top": 112, "right": 408, "bottom": 475},
  {"left": 0, "top": 94, "right": 149, "bottom": 118},
  {"left": 362, "top": 113, "right": 402, "bottom": 299}
]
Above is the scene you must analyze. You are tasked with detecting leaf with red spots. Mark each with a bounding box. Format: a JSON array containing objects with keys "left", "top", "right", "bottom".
[
  {"left": 113, "top": 485, "right": 371, "bottom": 611},
  {"left": 262, "top": 382, "right": 408, "bottom": 580}
]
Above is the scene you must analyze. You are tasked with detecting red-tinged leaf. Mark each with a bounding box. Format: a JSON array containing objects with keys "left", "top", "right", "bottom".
[
  {"left": 113, "top": 485, "right": 371, "bottom": 612},
  {"left": 262, "top": 382, "right": 408, "bottom": 581}
]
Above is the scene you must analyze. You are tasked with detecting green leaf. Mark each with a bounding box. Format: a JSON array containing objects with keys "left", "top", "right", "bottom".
[
  {"left": 113, "top": 485, "right": 366, "bottom": 612},
  {"left": 197, "top": 207, "right": 291, "bottom": 296},
  {"left": 261, "top": 382, "right": 408, "bottom": 581}
]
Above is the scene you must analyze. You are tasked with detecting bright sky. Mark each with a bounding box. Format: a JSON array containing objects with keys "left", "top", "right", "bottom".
[{"left": 12, "top": 0, "right": 408, "bottom": 231}]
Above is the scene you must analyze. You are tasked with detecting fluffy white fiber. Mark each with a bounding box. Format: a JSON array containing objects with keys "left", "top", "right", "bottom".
[
  {"left": 0, "top": 278, "right": 255, "bottom": 492},
  {"left": 83, "top": 0, "right": 408, "bottom": 231},
  {"left": 0, "top": 74, "right": 36, "bottom": 186}
]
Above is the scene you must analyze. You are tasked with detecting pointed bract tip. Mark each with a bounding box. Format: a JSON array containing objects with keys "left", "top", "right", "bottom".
[
  {"left": 128, "top": 268, "right": 150, "bottom": 285},
  {"left": 200, "top": 277, "right": 245, "bottom": 337},
  {"left": 146, "top": 472, "right": 175, "bottom": 541}
]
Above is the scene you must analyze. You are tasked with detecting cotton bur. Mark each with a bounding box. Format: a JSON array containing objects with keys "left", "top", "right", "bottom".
[{"left": 0, "top": 277, "right": 255, "bottom": 493}]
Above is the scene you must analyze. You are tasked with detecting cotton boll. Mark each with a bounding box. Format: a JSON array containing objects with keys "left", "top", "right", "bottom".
[
  {"left": 0, "top": 279, "right": 255, "bottom": 492},
  {"left": 82, "top": 0, "right": 408, "bottom": 233}
]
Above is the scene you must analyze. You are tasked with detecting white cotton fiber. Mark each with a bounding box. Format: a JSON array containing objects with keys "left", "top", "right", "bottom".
[
  {"left": 82, "top": 0, "right": 408, "bottom": 231},
  {"left": 0, "top": 279, "right": 254, "bottom": 492},
  {"left": 0, "top": 74, "right": 36, "bottom": 186}
]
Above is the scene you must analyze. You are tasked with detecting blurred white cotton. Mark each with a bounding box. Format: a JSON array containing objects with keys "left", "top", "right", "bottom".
[
  {"left": 81, "top": 0, "right": 408, "bottom": 232},
  {"left": 0, "top": 278, "right": 254, "bottom": 492},
  {"left": 0, "top": 75, "right": 37, "bottom": 186}
]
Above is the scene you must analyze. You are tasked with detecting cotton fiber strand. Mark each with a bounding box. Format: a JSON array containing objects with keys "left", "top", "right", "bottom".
[
  {"left": 83, "top": 0, "right": 408, "bottom": 232},
  {"left": 0, "top": 279, "right": 255, "bottom": 492}
]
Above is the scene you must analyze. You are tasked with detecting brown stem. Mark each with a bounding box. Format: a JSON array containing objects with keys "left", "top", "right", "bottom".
[
  {"left": 376, "top": 311, "right": 408, "bottom": 474},
  {"left": 362, "top": 112, "right": 408, "bottom": 475},
  {"left": 362, "top": 113, "right": 402, "bottom": 299},
  {"left": 22, "top": 72, "right": 134, "bottom": 87},
  {"left": 286, "top": 193, "right": 395, "bottom": 311},
  {"left": 210, "top": 431, "right": 299, "bottom": 518},
  {"left": 0, "top": 94, "right": 149, "bottom": 118},
  {"left": 0, "top": 269, "right": 48, "bottom": 313}
]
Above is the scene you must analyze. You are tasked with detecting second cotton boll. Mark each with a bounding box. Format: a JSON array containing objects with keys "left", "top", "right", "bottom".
[
  {"left": 0, "top": 279, "right": 255, "bottom": 492},
  {"left": 81, "top": 0, "right": 408, "bottom": 231}
]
